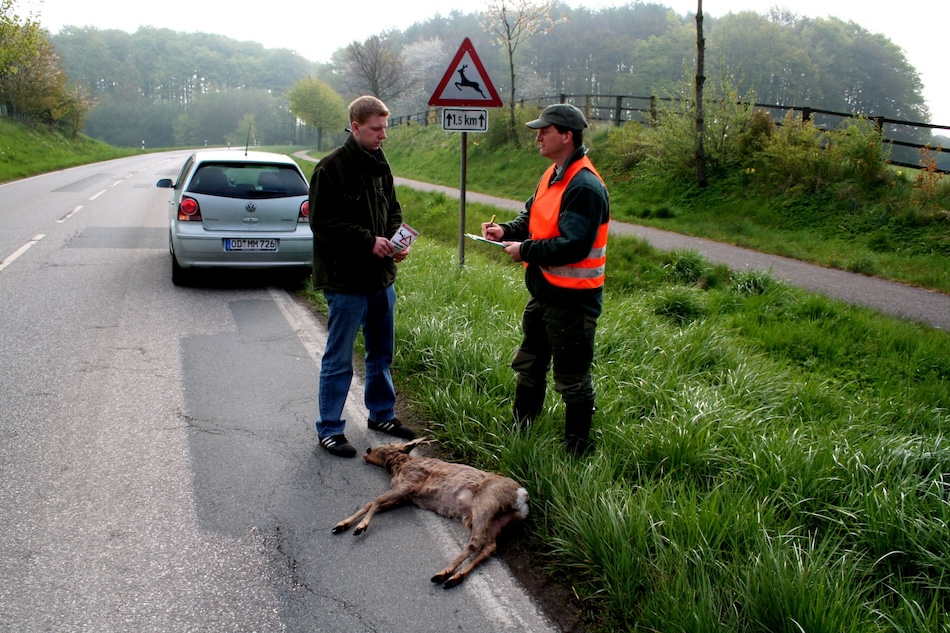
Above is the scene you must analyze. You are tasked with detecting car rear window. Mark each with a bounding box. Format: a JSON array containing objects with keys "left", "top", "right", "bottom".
[{"left": 187, "top": 162, "right": 308, "bottom": 199}]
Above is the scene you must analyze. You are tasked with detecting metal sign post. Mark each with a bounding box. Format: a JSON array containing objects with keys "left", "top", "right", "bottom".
[{"left": 459, "top": 131, "right": 467, "bottom": 267}]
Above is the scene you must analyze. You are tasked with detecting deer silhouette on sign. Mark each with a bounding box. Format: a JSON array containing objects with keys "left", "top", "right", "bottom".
[{"left": 454, "top": 64, "right": 487, "bottom": 98}]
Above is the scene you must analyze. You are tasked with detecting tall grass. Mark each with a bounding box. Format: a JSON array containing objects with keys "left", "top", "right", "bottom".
[{"left": 356, "top": 187, "right": 950, "bottom": 631}]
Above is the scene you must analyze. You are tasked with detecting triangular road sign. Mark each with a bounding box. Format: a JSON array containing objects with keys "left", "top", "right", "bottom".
[{"left": 428, "top": 38, "right": 503, "bottom": 108}]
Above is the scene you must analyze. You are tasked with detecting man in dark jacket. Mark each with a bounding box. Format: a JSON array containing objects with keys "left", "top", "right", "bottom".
[
  {"left": 482, "top": 103, "right": 610, "bottom": 456},
  {"left": 309, "top": 95, "right": 415, "bottom": 458}
]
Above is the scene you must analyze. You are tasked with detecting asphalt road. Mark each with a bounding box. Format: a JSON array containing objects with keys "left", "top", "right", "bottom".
[
  {"left": 0, "top": 153, "right": 554, "bottom": 632},
  {"left": 391, "top": 176, "right": 950, "bottom": 332}
]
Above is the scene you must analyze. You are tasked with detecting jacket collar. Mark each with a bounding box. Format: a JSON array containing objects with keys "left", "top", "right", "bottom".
[
  {"left": 343, "top": 133, "right": 392, "bottom": 177},
  {"left": 551, "top": 145, "right": 588, "bottom": 183}
]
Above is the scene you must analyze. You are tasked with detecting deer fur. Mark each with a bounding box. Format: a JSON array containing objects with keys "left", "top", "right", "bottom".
[{"left": 332, "top": 438, "right": 529, "bottom": 589}]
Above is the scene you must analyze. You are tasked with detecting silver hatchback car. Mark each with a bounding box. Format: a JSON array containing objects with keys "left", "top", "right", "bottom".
[{"left": 157, "top": 150, "right": 312, "bottom": 286}]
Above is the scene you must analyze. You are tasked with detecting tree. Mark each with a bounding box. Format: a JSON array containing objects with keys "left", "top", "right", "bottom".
[
  {"left": 341, "top": 32, "right": 406, "bottom": 102},
  {"left": 694, "top": 0, "right": 707, "bottom": 187},
  {"left": 287, "top": 76, "right": 346, "bottom": 150},
  {"left": 0, "top": 0, "right": 40, "bottom": 78},
  {"left": 0, "top": 3, "right": 90, "bottom": 134},
  {"left": 481, "top": 0, "right": 562, "bottom": 146},
  {"left": 393, "top": 37, "right": 448, "bottom": 117},
  {"left": 226, "top": 113, "right": 257, "bottom": 148}
]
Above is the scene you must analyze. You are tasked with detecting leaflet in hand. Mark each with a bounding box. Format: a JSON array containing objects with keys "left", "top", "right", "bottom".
[
  {"left": 390, "top": 223, "right": 419, "bottom": 252},
  {"left": 465, "top": 233, "right": 505, "bottom": 248}
]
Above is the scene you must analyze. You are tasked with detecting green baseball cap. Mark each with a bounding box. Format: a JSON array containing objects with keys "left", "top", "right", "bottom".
[{"left": 526, "top": 104, "right": 589, "bottom": 130}]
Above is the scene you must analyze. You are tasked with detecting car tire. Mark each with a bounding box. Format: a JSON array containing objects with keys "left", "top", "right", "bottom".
[
  {"left": 171, "top": 253, "right": 192, "bottom": 286},
  {"left": 284, "top": 269, "right": 311, "bottom": 290}
]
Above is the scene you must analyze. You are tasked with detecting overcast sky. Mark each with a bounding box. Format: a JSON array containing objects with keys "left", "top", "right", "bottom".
[{"left": 23, "top": 0, "right": 950, "bottom": 126}]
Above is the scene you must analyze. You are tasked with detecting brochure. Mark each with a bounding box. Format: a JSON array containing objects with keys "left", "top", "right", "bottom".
[{"left": 390, "top": 223, "right": 419, "bottom": 252}]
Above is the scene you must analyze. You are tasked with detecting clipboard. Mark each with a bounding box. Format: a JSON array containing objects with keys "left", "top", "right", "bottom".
[{"left": 465, "top": 233, "right": 505, "bottom": 248}]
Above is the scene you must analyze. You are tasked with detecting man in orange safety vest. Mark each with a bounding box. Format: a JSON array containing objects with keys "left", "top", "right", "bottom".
[{"left": 481, "top": 103, "right": 610, "bottom": 456}]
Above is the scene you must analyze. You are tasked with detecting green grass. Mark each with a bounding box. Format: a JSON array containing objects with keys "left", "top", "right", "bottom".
[
  {"left": 302, "top": 186, "right": 950, "bottom": 632},
  {"left": 0, "top": 118, "right": 140, "bottom": 182}
]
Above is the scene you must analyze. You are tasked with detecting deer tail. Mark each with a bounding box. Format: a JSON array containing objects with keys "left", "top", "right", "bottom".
[{"left": 514, "top": 487, "right": 529, "bottom": 520}]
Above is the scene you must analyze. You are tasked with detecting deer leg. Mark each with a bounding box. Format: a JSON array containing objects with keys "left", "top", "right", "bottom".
[
  {"left": 332, "top": 501, "right": 374, "bottom": 534},
  {"left": 431, "top": 542, "right": 477, "bottom": 586},
  {"left": 434, "top": 508, "right": 516, "bottom": 588},
  {"left": 441, "top": 541, "right": 497, "bottom": 589},
  {"left": 432, "top": 511, "right": 494, "bottom": 586},
  {"left": 340, "top": 486, "right": 413, "bottom": 536}
]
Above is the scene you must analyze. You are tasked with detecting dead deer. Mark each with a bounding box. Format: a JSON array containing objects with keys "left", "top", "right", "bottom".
[{"left": 332, "top": 438, "right": 529, "bottom": 589}]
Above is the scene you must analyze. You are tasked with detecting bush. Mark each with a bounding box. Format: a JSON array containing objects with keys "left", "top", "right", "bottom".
[{"left": 753, "top": 113, "right": 888, "bottom": 194}]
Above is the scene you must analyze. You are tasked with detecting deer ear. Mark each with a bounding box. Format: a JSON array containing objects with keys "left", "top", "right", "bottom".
[{"left": 401, "top": 438, "right": 426, "bottom": 453}]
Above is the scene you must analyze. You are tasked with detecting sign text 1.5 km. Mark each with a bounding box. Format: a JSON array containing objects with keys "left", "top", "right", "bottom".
[{"left": 441, "top": 108, "right": 488, "bottom": 133}]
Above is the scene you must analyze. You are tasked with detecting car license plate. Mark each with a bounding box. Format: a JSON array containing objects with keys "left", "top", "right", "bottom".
[{"left": 225, "top": 238, "right": 278, "bottom": 251}]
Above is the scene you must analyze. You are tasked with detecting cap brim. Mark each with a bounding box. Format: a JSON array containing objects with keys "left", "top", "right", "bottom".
[{"left": 525, "top": 118, "right": 550, "bottom": 128}]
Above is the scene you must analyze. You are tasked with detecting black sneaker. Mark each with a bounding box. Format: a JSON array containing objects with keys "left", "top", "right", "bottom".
[
  {"left": 368, "top": 418, "right": 416, "bottom": 440},
  {"left": 319, "top": 434, "right": 357, "bottom": 458}
]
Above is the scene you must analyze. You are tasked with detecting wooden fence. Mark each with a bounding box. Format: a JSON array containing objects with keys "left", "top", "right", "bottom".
[{"left": 390, "top": 94, "right": 950, "bottom": 173}]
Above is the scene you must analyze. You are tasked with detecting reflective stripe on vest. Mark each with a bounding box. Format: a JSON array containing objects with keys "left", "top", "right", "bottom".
[{"left": 527, "top": 156, "right": 608, "bottom": 290}]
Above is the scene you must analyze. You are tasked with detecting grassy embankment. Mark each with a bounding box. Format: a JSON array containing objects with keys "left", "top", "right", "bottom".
[
  {"left": 304, "top": 119, "right": 949, "bottom": 632},
  {"left": 0, "top": 118, "right": 140, "bottom": 182}
]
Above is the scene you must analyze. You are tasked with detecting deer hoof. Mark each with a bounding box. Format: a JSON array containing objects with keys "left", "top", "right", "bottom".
[
  {"left": 442, "top": 575, "right": 465, "bottom": 589},
  {"left": 431, "top": 572, "right": 449, "bottom": 584},
  {"left": 353, "top": 526, "right": 366, "bottom": 536},
  {"left": 331, "top": 524, "right": 348, "bottom": 534}
]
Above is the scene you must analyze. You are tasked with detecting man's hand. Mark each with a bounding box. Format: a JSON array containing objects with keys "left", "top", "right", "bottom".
[
  {"left": 393, "top": 245, "right": 411, "bottom": 262},
  {"left": 481, "top": 223, "right": 504, "bottom": 241},
  {"left": 371, "top": 236, "right": 395, "bottom": 258},
  {"left": 503, "top": 241, "right": 523, "bottom": 262}
]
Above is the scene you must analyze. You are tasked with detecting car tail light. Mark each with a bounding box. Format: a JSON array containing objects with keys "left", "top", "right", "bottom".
[
  {"left": 298, "top": 199, "right": 309, "bottom": 222},
  {"left": 178, "top": 196, "right": 201, "bottom": 221}
]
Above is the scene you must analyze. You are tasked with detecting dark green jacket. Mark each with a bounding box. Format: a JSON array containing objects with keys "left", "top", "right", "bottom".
[
  {"left": 309, "top": 134, "right": 402, "bottom": 293},
  {"left": 499, "top": 145, "right": 610, "bottom": 316}
]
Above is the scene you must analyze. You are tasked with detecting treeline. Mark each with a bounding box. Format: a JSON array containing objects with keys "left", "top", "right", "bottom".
[
  {"left": 12, "top": 1, "right": 931, "bottom": 148},
  {"left": 50, "top": 27, "right": 319, "bottom": 148}
]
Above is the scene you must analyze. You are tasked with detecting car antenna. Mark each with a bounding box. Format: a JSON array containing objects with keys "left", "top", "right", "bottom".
[{"left": 244, "top": 124, "right": 252, "bottom": 156}]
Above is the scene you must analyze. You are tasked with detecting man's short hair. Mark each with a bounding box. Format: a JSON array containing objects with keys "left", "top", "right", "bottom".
[
  {"left": 349, "top": 96, "right": 390, "bottom": 125},
  {"left": 554, "top": 125, "right": 584, "bottom": 148}
]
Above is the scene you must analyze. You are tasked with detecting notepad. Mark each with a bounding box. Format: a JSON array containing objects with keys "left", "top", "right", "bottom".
[{"left": 465, "top": 233, "right": 505, "bottom": 247}]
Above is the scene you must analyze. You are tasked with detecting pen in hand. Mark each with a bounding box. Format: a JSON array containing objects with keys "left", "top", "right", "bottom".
[{"left": 482, "top": 214, "right": 500, "bottom": 240}]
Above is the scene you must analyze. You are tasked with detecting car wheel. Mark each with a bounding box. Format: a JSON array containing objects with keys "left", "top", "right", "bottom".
[
  {"left": 171, "top": 253, "right": 192, "bottom": 286},
  {"left": 284, "top": 269, "right": 311, "bottom": 290}
]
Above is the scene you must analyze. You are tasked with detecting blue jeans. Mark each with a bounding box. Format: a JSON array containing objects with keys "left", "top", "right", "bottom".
[{"left": 316, "top": 286, "right": 397, "bottom": 438}]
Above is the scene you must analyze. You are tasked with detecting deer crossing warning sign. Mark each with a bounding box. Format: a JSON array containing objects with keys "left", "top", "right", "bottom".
[{"left": 428, "top": 38, "right": 503, "bottom": 108}]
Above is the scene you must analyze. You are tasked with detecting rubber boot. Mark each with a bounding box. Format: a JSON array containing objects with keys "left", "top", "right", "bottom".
[
  {"left": 564, "top": 401, "right": 595, "bottom": 456},
  {"left": 512, "top": 384, "right": 546, "bottom": 430}
]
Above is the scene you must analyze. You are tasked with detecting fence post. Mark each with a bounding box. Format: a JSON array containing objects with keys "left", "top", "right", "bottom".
[
  {"left": 802, "top": 107, "right": 812, "bottom": 123},
  {"left": 614, "top": 96, "right": 623, "bottom": 125},
  {"left": 650, "top": 96, "right": 657, "bottom": 126}
]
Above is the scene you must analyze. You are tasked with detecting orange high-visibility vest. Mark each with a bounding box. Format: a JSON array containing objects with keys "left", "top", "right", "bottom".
[{"left": 527, "top": 156, "right": 608, "bottom": 290}]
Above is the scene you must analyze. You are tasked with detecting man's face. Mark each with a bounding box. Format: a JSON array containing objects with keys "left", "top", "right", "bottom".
[
  {"left": 535, "top": 125, "right": 572, "bottom": 163},
  {"left": 352, "top": 114, "right": 389, "bottom": 152}
]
